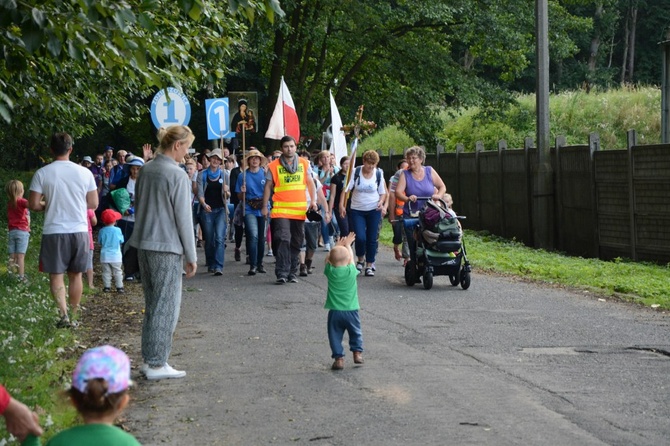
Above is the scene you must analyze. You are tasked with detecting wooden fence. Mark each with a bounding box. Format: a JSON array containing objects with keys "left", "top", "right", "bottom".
[{"left": 375, "top": 131, "right": 670, "bottom": 263}]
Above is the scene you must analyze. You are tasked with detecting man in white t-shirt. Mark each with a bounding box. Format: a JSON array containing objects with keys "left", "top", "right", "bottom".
[{"left": 29, "top": 133, "right": 98, "bottom": 328}]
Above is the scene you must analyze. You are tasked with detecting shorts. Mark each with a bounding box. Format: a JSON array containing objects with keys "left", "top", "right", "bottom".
[
  {"left": 87, "top": 248, "right": 94, "bottom": 270},
  {"left": 8, "top": 229, "right": 30, "bottom": 254},
  {"left": 39, "top": 232, "right": 89, "bottom": 274},
  {"left": 301, "top": 221, "right": 319, "bottom": 252}
]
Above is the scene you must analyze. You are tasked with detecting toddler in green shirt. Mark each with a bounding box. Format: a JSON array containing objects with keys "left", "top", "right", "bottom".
[{"left": 324, "top": 232, "right": 364, "bottom": 370}]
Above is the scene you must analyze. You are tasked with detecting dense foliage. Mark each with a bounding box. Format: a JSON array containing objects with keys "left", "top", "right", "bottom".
[
  {"left": 1, "top": 1, "right": 668, "bottom": 163},
  {"left": 439, "top": 86, "right": 661, "bottom": 151},
  {"left": 0, "top": 0, "right": 282, "bottom": 166}
]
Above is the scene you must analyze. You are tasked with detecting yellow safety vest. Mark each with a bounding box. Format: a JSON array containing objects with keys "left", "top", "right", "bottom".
[{"left": 269, "top": 157, "right": 308, "bottom": 220}]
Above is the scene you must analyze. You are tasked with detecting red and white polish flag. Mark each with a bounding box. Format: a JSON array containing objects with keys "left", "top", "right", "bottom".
[{"left": 265, "top": 77, "right": 300, "bottom": 141}]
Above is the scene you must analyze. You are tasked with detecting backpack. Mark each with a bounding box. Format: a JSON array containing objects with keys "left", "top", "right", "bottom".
[
  {"left": 345, "top": 166, "right": 383, "bottom": 210},
  {"left": 352, "top": 166, "right": 382, "bottom": 190},
  {"left": 420, "top": 199, "right": 461, "bottom": 244}
]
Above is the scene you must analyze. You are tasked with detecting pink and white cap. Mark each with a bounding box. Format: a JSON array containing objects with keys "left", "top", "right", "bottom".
[{"left": 72, "top": 345, "right": 131, "bottom": 394}]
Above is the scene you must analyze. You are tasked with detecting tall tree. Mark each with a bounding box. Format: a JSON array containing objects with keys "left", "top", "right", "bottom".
[
  {"left": 251, "top": 0, "right": 588, "bottom": 147},
  {"left": 0, "top": 0, "right": 282, "bottom": 166}
]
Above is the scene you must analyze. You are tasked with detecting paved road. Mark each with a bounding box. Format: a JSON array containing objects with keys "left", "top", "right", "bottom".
[{"left": 125, "top": 242, "right": 670, "bottom": 446}]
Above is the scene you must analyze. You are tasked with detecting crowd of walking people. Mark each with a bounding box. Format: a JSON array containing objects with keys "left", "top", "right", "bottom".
[{"left": 3, "top": 126, "right": 456, "bottom": 443}]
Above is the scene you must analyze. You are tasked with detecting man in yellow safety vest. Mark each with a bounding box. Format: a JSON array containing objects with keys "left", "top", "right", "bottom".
[{"left": 262, "top": 135, "right": 317, "bottom": 284}]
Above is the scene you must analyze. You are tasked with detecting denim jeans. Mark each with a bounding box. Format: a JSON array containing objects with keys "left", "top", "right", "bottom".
[
  {"left": 335, "top": 210, "right": 349, "bottom": 238},
  {"left": 320, "top": 218, "right": 333, "bottom": 246},
  {"left": 244, "top": 213, "right": 266, "bottom": 268},
  {"left": 349, "top": 208, "right": 382, "bottom": 263},
  {"left": 327, "top": 310, "right": 363, "bottom": 358},
  {"left": 200, "top": 207, "right": 227, "bottom": 271}
]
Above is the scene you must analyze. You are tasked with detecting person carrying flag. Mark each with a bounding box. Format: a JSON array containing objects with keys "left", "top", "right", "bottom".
[{"left": 262, "top": 135, "right": 317, "bottom": 284}]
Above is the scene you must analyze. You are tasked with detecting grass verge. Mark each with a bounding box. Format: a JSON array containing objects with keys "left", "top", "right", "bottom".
[{"left": 379, "top": 220, "right": 670, "bottom": 309}]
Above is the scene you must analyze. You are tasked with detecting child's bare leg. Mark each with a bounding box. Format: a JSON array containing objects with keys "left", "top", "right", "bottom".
[
  {"left": 8, "top": 254, "right": 17, "bottom": 273},
  {"left": 16, "top": 253, "right": 25, "bottom": 277},
  {"left": 87, "top": 268, "right": 95, "bottom": 289}
]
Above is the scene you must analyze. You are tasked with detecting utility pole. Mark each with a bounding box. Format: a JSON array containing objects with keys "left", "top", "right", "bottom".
[
  {"left": 661, "top": 29, "right": 670, "bottom": 143},
  {"left": 534, "top": 0, "right": 554, "bottom": 249}
]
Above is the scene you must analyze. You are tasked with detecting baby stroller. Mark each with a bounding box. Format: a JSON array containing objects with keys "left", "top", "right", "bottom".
[{"left": 404, "top": 198, "right": 471, "bottom": 290}]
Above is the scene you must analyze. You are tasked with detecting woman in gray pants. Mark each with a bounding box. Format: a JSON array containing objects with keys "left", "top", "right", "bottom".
[{"left": 128, "top": 125, "right": 197, "bottom": 380}]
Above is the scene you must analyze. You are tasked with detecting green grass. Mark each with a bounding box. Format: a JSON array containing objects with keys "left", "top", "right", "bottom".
[
  {"left": 437, "top": 85, "right": 661, "bottom": 151},
  {"left": 347, "top": 86, "right": 661, "bottom": 155},
  {"left": 379, "top": 221, "right": 670, "bottom": 309},
  {"left": 0, "top": 169, "right": 81, "bottom": 444},
  {"left": 0, "top": 227, "right": 81, "bottom": 444}
]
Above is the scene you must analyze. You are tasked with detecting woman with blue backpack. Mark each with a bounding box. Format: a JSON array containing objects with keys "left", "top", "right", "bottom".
[{"left": 196, "top": 148, "right": 230, "bottom": 276}]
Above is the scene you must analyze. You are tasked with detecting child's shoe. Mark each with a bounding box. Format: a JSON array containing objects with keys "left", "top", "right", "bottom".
[
  {"left": 353, "top": 351, "right": 364, "bottom": 364},
  {"left": 56, "top": 315, "right": 71, "bottom": 328},
  {"left": 103, "top": 287, "right": 112, "bottom": 293},
  {"left": 331, "top": 357, "right": 344, "bottom": 370},
  {"left": 116, "top": 287, "right": 125, "bottom": 294}
]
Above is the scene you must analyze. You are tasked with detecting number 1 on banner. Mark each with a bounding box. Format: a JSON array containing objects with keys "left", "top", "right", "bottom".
[
  {"left": 163, "top": 99, "right": 179, "bottom": 123},
  {"left": 214, "top": 105, "right": 228, "bottom": 132}
]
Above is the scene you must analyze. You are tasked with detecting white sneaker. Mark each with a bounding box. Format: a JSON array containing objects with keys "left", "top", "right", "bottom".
[
  {"left": 324, "top": 243, "right": 331, "bottom": 252},
  {"left": 144, "top": 363, "right": 186, "bottom": 380}
]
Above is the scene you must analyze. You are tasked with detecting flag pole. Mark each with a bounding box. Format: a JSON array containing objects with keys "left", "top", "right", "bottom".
[{"left": 281, "top": 77, "right": 286, "bottom": 137}]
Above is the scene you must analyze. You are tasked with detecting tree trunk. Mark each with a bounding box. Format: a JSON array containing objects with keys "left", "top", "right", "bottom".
[
  {"left": 587, "top": 3, "right": 604, "bottom": 73},
  {"left": 620, "top": 6, "right": 630, "bottom": 84},
  {"left": 627, "top": 5, "right": 638, "bottom": 82}
]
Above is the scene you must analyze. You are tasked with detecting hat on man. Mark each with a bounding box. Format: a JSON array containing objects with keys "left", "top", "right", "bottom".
[
  {"left": 207, "top": 148, "right": 224, "bottom": 160},
  {"left": 243, "top": 149, "right": 268, "bottom": 168},
  {"left": 72, "top": 345, "right": 132, "bottom": 394},
  {"left": 105, "top": 146, "right": 114, "bottom": 153},
  {"left": 82, "top": 156, "right": 93, "bottom": 164},
  {"left": 101, "top": 209, "right": 122, "bottom": 225}
]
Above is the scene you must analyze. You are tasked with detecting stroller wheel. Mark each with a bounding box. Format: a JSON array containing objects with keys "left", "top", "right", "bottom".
[
  {"left": 460, "top": 269, "right": 471, "bottom": 290},
  {"left": 404, "top": 260, "right": 416, "bottom": 286},
  {"left": 449, "top": 274, "right": 459, "bottom": 286},
  {"left": 423, "top": 271, "right": 433, "bottom": 290}
]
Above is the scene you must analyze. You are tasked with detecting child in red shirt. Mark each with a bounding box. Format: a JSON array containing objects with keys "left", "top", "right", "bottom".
[{"left": 5, "top": 180, "right": 30, "bottom": 281}]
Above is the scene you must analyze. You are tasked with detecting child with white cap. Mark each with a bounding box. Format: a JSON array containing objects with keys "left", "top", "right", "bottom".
[{"left": 23, "top": 345, "right": 140, "bottom": 445}]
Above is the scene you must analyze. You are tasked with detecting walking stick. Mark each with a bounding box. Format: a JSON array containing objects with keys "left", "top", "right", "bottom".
[
  {"left": 220, "top": 132, "right": 229, "bottom": 221},
  {"left": 242, "top": 125, "right": 246, "bottom": 218}
]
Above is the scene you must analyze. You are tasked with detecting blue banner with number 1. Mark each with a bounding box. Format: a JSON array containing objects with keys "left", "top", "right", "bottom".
[{"left": 206, "top": 98, "right": 233, "bottom": 140}]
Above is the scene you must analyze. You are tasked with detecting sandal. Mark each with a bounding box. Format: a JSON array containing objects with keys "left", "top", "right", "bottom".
[
  {"left": 356, "top": 261, "right": 364, "bottom": 272},
  {"left": 393, "top": 245, "right": 402, "bottom": 261}
]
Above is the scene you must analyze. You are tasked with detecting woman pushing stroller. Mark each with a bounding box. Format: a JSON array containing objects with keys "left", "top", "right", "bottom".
[{"left": 394, "top": 146, "right": 447, "bottom": 269}]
